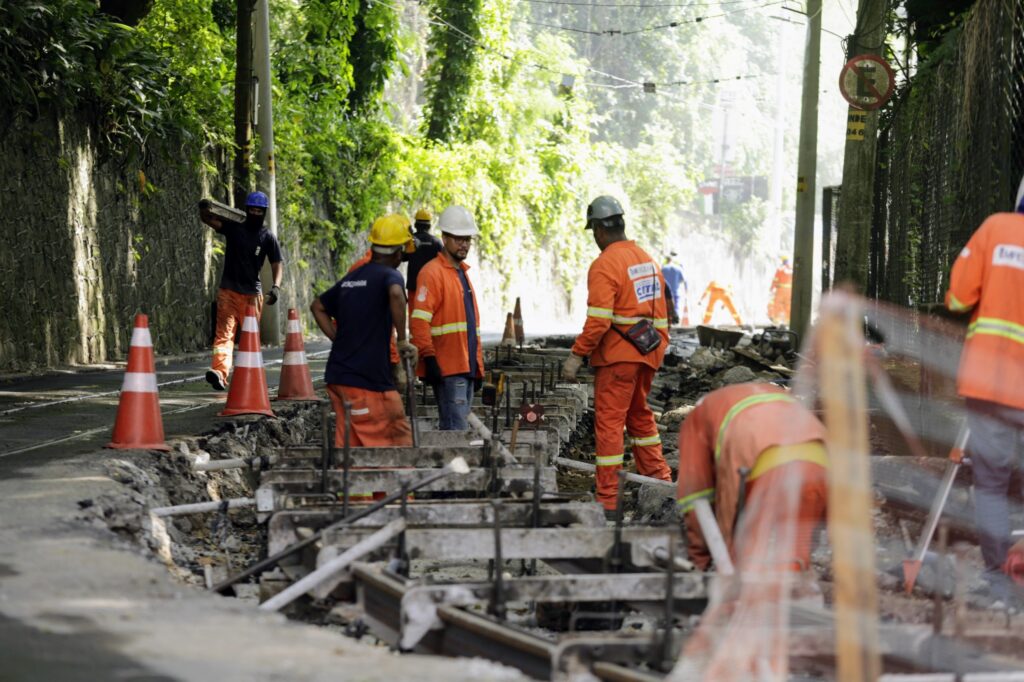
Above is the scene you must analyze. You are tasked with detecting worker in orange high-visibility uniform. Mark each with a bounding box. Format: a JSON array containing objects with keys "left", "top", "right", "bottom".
[
  {"left": 410, "top": 205, "right": 485, "bottom": 430},
  {"left": 311, "top": 214, "right": 417, "bottom": 448},
  {"left": 945, "top": 175, "right": 1024, "bottom": 607},
  {"left": 767, "top": 256, "right": 792, "bottom": 326},
  {"left": 699, "top": 280, "right": 743, "bottom": 326},
  {"left": 562, "top": 196, "right": 673, "bottom": 517},
  {"left": 676, "top": 382, "right": 828, "bottom": 572}
]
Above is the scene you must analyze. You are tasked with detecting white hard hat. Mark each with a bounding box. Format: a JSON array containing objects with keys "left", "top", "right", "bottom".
[{"left": 437, "top": 205, "right": 479, "bottom": 237}]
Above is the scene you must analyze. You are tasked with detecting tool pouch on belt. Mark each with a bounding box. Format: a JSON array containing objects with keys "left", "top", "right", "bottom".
[{"left": 613, "top": 319, "right": 661, "bottom": 355}]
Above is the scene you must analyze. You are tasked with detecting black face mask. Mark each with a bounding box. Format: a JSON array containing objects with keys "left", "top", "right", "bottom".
[{"left": 245, "top": 211, "right": 266, "bottom": 230}]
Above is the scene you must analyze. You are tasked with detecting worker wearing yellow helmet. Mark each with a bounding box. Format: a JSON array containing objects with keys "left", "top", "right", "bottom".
[{"left": 311, "top": 214, "right": 418, "bottom": 447}]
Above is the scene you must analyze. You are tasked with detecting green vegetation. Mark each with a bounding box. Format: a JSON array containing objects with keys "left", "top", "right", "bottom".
[{"left": 0, "top": 0, "right": 784, "bottom": 278}]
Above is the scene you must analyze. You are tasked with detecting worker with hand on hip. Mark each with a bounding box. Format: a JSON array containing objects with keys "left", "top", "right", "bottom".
[
  {"left": 563, "top": 195, "right": 673, "bottom": 516},
  {"left": 311, "top": 214, "right": 417, "bottom": 447},
  {"left": 409, "top": 206, "right": 485, "bottom": 431}
]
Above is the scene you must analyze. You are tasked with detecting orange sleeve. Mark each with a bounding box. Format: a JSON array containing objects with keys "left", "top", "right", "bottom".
[
  {"left": 410, "top": 267, "right": 439, "bottom": 358},
  {"left": 571, "top": 259, "right": 615, "bottom": 358},
  {"left": 946, "top": 220, "right": 989, "bottom": 313},
  {"left": 677, "top": 403, "right": 716, "bottom": 571}
]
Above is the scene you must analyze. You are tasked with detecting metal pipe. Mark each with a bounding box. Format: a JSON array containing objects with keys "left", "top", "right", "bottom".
[
  {"left": 193, "top": 455, "right": 277, "bottom": 472},
  {"left": 212, "top": 457, "right": 470, "bottom": 594},
  {"left": 150, "top": 497, "right": 255, "bottom": 518},
  {"left": 259, "top": 518, "right": 406, "bottom": 611},
  {"left": 554, "top": 457, "right": 675, "bottom": 492},
  {"left": 692, "top": 498, "right": 735, "bottom": 575},
  {"left": 405, "top": 357, "right": 419, "bottom": 447},
  {"left": 468, "top": 412, "right": 515, "bottom": 465}
]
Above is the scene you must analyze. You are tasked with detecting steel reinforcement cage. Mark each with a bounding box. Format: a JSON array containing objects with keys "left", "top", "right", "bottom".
[{"left": 870, "top": 0, "right": 1024, "bottom": 307}]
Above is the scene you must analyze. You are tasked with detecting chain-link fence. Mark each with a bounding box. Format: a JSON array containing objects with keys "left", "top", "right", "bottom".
[{"left": 871, "top": 0, "right": 1024, "bottom": 307}]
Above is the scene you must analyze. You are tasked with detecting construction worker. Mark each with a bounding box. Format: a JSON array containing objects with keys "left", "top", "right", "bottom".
[
  {"left": 699, "top": 280, "right": 743, "bottom": 326},
  {"left": 561, "top": 196, "right": 673, "bottom": 516},
  {"left": 676, "top": 382, "right": 828, "bottom": 572},
  {"left": 410, "top": 205, "right": 484, "bottom": 430},
  {"left": 199, "top": 190, "right": 283, "bottom": 391},
  {"left": 405, "top": 209, "right": 443, "bottom": 296},
  {"left": 767, "top": 256, "right": 793, "bottom": 326},
  {"left": 349, "top": 236, "right": 405, "bottom": 389},
  {"left": 662, "top": 251, "right": 688, "bottom": 326},
  {"left": 310, "top": 214, "right": 417, "bottom": 447},
  {"left": 945, "top": 177, "right": 1024, "bottom": 607}
]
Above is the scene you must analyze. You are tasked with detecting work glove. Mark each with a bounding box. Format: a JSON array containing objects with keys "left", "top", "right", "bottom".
[
  {"left": 266, "top": 285, "right": 281, "bottom": 306},
  {"left": 391, "top": 362, "right": 407, "bottom": 392},
  {"left": 397, "top": 339, "right": 418, "bottom": 365},
  {"left": 423, "top": 356, "right": 443, "bottom": 386},
  {"left": 561, "top": 353, "right": 585, "bottom": 381}
]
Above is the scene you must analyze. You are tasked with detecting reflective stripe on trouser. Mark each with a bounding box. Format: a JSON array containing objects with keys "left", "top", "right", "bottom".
[
  {"left": 211, "top": 288, "right": 263, "bottom": 382},
  {"left": 738, "top": 460, "right": 827, "bottom": 572},
  {"left": 327, "top": 384, "right": 413, "bottom": 447},
  {"left": 593, "top": 362, "right": 672, "bottom": 509},
  {"left": 702, "top": 291, "right": 743, "bottom": 326}
]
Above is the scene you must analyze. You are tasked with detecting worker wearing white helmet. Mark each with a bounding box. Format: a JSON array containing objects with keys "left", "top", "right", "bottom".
[{"left": 409, "top": 206, "right": 486, "bottom": 430}]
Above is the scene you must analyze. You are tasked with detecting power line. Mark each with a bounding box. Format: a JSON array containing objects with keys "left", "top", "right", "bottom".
[{"left": 522, "top": 0, "right": 767, "bottom": 8}]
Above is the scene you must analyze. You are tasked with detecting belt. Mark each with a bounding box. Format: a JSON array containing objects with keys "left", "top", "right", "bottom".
[{"left": 748, "top": 441, "right": 827, "bottom": 482}]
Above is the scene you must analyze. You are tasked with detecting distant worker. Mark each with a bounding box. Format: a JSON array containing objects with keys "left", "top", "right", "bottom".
[
  {"left": 767, "top": 256, "right": 793, "bottom": 326},
  {"left": 405, "top": 209, "right": 443, "bottom": 297},
  {"left": 310, "top": 214, "right": 417, "bottom": 447},
  {"left": 410, "top": 206, "right": 485, "bottom": 430},
  {"left": 561, "top": 196, "right": 672, "bottom": 516},
  {"left": 199, "top": 191, "right": 283, "bottom": 391},
  {"left": 699, "top": 280, "right": 743, "bottom": 326},
  {"left": 945, "top": 176, "right": 1024, "bottom": 607},
  {"left": 662, "top": 251, "right": 688, "bottom": 326},
  {"left": 676, "top": 383, "right": 828, "bottom": 572}
]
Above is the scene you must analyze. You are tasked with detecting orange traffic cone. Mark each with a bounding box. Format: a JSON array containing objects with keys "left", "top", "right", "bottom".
[
  {"left": 220, "top": 305, "right": 274, "bottom": 417},
  {"left": 276, "top": 309, "right": 317, "bottom": 401},
  {"left": 500, "top": 312, "right": 515, "bottom": 347},
  {"left": 513, "top": 297, "right": 525, "bottom": 346},
  {"left": 107, "top": 313, "right": 169, "bottom": 450}
]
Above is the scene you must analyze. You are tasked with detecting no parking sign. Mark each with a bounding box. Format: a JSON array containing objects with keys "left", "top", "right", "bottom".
[{"left": 839, "top": 54, "right": 895, "bottom": 111}]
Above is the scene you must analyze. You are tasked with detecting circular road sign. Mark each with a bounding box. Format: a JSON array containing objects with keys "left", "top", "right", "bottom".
[{"left": 838, "top": 54, "right": 895, "bottom": 111}]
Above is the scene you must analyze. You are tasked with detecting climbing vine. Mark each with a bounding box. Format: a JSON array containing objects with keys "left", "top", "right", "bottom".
[{"left": 421, "top": 0, "right": 484, "bottom": 142}]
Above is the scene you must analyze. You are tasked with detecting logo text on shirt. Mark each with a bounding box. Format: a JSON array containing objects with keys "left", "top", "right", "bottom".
[
  {"left": 341, "top": 280, "right": 368, "bottom": 288},
  {"left": 628, "top": 263, "right": 656, "bottom": 280},
  {"left": 633, "top": 276, "right": 661, "bottom": 304},
  {"left": 993, "top": 244, "right": 1024, "bottom": 271}
]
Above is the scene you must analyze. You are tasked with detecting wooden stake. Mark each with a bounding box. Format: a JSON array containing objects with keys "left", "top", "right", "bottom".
[{"left": 817, "top": 293, "right": 881, "bottom": 681}]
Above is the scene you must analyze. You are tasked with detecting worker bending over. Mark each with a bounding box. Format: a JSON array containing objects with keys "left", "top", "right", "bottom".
[
  {"left": 699, "top": 280, "right": 743, "bottom": 326},
  {"left": 199, "top": 191, "right": 283, "bottom": 391},
  {"left": 562, "top": 196, "right": 673, "bottom": 516},
  {"left": 676, "top": 382, "right": 828, "bottom": 572},
  {"left": 946, "top": 175, "right": 1024, "bottom": 607},
  {"left": 410, "top": 206, "right": 485, "bottom": 430},
  {"left": 767, "top": 256, "right": 793, "bottom": 326},
  {"left": 310, "top": 215, "right": 417, "bottom": 447}
]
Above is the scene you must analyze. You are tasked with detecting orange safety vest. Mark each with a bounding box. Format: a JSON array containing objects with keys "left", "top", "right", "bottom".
[
  {"left": 410, "top": 252, "right": 485, "bottom": 378},
  {"left": 675, "top": 383, "right": 828, "bottom": 567},
  {"left": 349, "top": 250, "right": 400, "bottom": 365},
  {"left": 947, "top": 212, "right": 1024, "bottom": 410},
  {"left": 571, "top": 241, "right": 669, "bottom": 370}
]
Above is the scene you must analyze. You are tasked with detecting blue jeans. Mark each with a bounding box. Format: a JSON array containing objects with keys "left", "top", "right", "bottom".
[
  {"left": 966, "top": 399, "right": 1024, "bottom": 595},
  {"left": 434, "top": 375, "right": 474, "bottom": 430}
]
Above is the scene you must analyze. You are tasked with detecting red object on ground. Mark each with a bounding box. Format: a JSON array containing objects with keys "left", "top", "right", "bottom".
[
  {"left": 220, "top": 305, "right": 274, "bottom": 417},
  {"left": 276, "top": 308, "right": 317, "bottom": 401},
  {"left": 106, "top": 313, "right": 170, "bottom": 451}
]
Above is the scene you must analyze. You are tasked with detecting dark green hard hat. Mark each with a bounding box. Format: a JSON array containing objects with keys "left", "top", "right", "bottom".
[{"left": 585, "top": 195, "right": 624, "bottom": 229}]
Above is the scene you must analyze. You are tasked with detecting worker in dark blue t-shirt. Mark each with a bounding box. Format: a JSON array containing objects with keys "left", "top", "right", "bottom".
[
  {"left": 199, "top": 191, "right": 284, "bottom": 391},
  {"left": 311, "top": 214, "right": 418, "bottom": 447},
  {"left": 405, "top": 208, "right": 443, "bottom": 297}
]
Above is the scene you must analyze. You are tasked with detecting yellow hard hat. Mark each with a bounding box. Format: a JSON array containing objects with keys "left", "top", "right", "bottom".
[
  {"left": 414, "top": 208, "right": 432, "bottom": 222},
  {"left": 370, "top": 214, "right": 414, "bottom": 254}
]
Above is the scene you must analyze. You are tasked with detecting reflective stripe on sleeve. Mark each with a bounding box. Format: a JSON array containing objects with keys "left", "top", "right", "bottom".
[
  {"left": 677, "top": 488, "right": 714, "bottom": 513},
  {"left": 947, "top": 294, "right": 972, "bottom": 313},
  {"left": 595, "top": 454, "right": 624, "bottom": 467},
  {"left": 411, "top": 309, "right": 434, "bottom": 322},
  {"left": 431, "top": 322, "right": 468, "bottom": 336},
  {"left": 631, "top": 433, "right": 662, "bottom": 447},
  {"left": 234, "top": 351, "right": 264, "bottom": 368},
  {"left": 212, "top": 345, "right": 232, "bottom": 356},
  {"left": 715, "top": 393, "right": 796, "bottom": 460},
  {"left": 587, "top": 307, "right": 614, "bottom": 319}
]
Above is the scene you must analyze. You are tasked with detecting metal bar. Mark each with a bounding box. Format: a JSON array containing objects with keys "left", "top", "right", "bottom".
[
  {"left": 341, "top": 400, "right": 352, "bottom": 515},
  {"left": 405, "top": 357, "right": 420, "bottom": 448},
  {"left": 319, "top": 402, "right": 331, "bottom": 495},
  {"left": 692, "top": 498, "right": 734, "bottom": 575},
  {"left": 488, "top": 499, "right": 506, "bottom": 620},
  {"left": 150, "top": 497, "right": 255, "bottom": 517},
  {"left": 193, "top": 455, "right": 278, "bottom": 472},
  {"left": 555, "top": 457, "right": 675, "bottom": 492},
  {"left": 259, "top": 519, "right": 406, "bottom": 611}
]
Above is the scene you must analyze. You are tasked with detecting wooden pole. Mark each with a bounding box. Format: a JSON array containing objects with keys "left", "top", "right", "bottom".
[
  {"left": 817, "top": 292, "right": 881, "bottom": 681},
  {"left": 232, "top": 0, "right": 255, "bottom": 207}
]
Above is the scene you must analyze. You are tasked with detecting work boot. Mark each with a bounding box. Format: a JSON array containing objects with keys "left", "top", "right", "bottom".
[{"left": 206, "top": 369, "right": 226, "bottom": 391}]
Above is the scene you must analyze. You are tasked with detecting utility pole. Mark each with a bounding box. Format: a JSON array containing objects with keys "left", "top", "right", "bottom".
[
  {"left": 789, "top": 0, "right": 822, "bottom": 340},
  {"left": 232, "top": 0, "right": 255, "bottom": 208},
  {"left": 254, "top": 0, "right": 280, "bottom": 345},
  {"left": 833, "top": 0, "right": 890, "bottom": 291}
]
